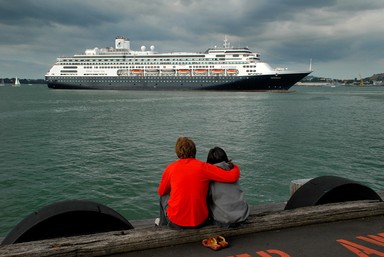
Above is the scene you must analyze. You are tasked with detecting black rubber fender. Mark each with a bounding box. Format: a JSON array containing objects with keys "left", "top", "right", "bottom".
[
  {"left": 285, "top": 176, "right": 382, "bottom": 210},
  {"left": 1, "top": 200, "right": 133, "bottom": 245}
]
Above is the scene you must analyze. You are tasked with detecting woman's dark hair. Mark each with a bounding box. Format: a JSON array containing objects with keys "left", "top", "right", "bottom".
[{"left": 206, "top": 147, "right": 230, "bottom": 164}]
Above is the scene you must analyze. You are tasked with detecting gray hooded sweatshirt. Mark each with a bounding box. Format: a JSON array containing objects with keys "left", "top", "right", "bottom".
[{"left": 208, "top": 161, "right": 250, "bottom": 226}]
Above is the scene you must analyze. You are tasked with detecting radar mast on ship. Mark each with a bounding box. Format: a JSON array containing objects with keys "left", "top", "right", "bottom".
[{"left": 223, "top": 35, "right": 230, "bottom": 48}]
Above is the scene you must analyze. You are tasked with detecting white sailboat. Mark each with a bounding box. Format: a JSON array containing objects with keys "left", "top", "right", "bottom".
[
  {"left": 0, "top": 79, "right": 4, "bottom": 86},
  {"left": 13, "top": 77, "right": 21, "bottom": 87}
]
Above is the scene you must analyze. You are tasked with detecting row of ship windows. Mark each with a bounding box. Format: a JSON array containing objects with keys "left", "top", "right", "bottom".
[
  {"left": 55, "top": 80, "right": 235, "bottom": 84},
  {"left": 60, "top": 74, "right": 237, "bottom": 77},
  {"left": 52, "top": 77, "right": 236, "bottom": 83},
  {"left": 60, "top": 57, "right": 246, "bottom": 62},
  {"left": 59, "top": 61, "right": 246, "bottom": 66},
  {"left": 63, "top": 64, "right": 247, "bottom": 68},
  {"left": 66, "top": 65, "right": 216, "bottom": 69}
]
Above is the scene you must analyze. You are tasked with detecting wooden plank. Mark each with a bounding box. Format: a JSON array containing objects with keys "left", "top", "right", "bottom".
[{"left": 1, "top": 200, "right": 384, "bottom": 257}]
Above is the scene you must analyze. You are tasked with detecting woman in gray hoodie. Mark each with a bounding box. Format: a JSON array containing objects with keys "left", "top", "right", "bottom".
[{"left": 206, "top": 147, "right": 250, "bottom": 227}]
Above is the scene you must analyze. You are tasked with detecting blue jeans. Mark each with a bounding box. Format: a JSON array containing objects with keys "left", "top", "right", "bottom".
[
  {"left": 159, "top": 194, "right": 208, "bottom": 229},
  {"left": 159, "top": 194, "right": 170, "bottom": 226}
]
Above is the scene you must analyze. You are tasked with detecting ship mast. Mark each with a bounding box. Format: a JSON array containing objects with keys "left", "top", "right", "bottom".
[
  {"left": 223, "top": 35, "right": 230, "bottom": 48},
  {"left": 309, "top": 58, "right": 313, "bottom": 71}
]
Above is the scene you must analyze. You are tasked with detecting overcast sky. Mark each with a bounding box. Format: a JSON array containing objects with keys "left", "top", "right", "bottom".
[{"left": 1, "top": 0, "right": 383, "bottom": 79}]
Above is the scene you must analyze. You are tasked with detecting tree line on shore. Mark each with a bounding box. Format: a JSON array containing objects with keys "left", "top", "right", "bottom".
[
  {"left": 1, "top": 78, "right": 46, "bottom": 85},
  {"left": 303, "top": 73, "right": 384, "bottom": 85}
]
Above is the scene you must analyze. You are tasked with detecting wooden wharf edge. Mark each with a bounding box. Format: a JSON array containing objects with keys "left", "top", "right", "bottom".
[{"left": 1, "top": 200, "right": 384, "bottom": 257}]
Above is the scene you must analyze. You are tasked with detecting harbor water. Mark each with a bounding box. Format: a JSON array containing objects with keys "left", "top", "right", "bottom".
[{"left": 1, "top": 85, "right": 384, "bottom": 237}]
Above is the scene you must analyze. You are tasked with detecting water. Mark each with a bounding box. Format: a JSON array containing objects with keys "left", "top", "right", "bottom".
[{"left": 1, "top": 85, "right": 384, "bottom": 237}]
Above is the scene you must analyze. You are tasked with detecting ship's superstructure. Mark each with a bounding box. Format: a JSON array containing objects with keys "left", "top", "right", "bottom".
[{"left": 45, "top": 37, "right": 311, "bottom": 90}]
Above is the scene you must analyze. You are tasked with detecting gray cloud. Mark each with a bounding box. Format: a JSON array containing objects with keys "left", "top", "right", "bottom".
[
  {"left": 0, "top": 0, "right": 119, "bottom": 26},
  {"left": 0, "top": 0, "right": 383, "bottom": 79}
]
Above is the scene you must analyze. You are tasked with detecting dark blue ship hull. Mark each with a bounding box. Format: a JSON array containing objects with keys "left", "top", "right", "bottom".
[{"left": 46, "top": 72, "right": 310, "bottom": 91}]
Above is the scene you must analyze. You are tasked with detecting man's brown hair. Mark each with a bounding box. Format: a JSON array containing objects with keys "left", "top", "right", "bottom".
[{"left": 175, "top": 137, "right": 196, "bottom": 159}]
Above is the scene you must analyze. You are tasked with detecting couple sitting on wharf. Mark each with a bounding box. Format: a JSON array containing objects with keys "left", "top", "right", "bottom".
[{"left": 157, "top": 137, "right": 249, "bottom": 229}]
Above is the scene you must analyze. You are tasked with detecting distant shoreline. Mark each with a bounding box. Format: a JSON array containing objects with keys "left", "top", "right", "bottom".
[{"left": 0, "top": 78, "right": 46, "bottom": 85}]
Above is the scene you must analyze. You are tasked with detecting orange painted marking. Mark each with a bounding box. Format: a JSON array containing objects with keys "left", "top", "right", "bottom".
[
  {"left": 256, "top": 250, "right": 291, "bottom": 257},
  {"left": 337, "top": 239, "right": 384, "bottom": 257},
  {"left": 357, "top": 235, "right": 384, "bottom": 246}
]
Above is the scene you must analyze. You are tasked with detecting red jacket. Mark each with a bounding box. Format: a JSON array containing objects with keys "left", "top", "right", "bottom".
[{"left": 158, "top": 158, "right": 240, "bottom": 227}]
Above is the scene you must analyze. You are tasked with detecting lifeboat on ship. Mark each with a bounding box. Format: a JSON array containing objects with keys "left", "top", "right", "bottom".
[
  {"left": 131, "top": 69, "right": 144, "bottom": 76},
  {"left": 227, "top": 69, "right": 239, "bottom": 75},
  {"left": 178, "top": 69, "right": 191, "bottom": 75},
  {"left": 145, "top": 69, "right": 160, "bottom": 76},
  {"left": 193, "top": 69, "right": 208, "bottom": 75},
  {"left": 211, "top": 69, "right": 225, "bottom": 75},
  {"left": 117, "top": 69, "right": 130, "bottom": 76},
  {"left": 161, "top": 69, "right": 176, "bottom": 76}
]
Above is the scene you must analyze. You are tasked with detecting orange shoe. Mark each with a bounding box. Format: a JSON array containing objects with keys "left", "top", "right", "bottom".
[
  {"left": 202, "top": 237, "right": 222, "bottom": 251},
  {"left": 216, "top": 235, "right": 229, "bottom": 248}
]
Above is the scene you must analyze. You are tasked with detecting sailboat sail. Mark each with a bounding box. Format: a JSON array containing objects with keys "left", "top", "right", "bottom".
[{"left": 13, "top": 77, "right": 20, "bottom": 87}]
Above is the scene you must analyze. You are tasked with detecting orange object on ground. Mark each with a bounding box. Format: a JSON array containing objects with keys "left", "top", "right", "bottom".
[
  {"left": 217, "top": 235, "right": 229, "bottom": 248},
  {"left": 202, "top": 237, "right": 222, "bottom": 251}
]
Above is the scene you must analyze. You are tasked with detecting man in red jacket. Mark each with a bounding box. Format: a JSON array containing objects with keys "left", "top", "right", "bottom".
[{"left": 158, "top": 137, "right": 240, "bottom": 229}]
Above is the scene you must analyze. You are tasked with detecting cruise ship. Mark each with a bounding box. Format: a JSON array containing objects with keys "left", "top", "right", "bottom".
[{"left": 45, "top": 37, "right": 312, "bottom": 91}]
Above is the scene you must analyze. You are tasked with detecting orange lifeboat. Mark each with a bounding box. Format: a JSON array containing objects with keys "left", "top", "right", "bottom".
[
  {"left": 194, "top": 69, "right": 208, "bottom": 73},
  {"left": 211, "top": 69, "right": 224, "bottom": 74},
  {"left": 178, "top": 69, "right": 191, "bottom": 74},
  {"left": 227, "top": 69, "right": 238, "bottom": 74},
  {"left": 131, "top": 69, "right": 144, "bottom": 74}
]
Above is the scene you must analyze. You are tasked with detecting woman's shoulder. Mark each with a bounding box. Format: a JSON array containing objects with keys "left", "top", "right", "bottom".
[{"left": 214, "top": 161, "right": 233, "bottom": 170}]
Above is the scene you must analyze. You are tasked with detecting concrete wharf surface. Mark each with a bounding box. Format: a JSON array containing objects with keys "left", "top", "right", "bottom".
[
  {"left": 1, "top": 200, "right": 384, "bottom": 257},
  {"left": 120, "top": 202, "right": 384, "bottom": 257},
  {"left": 121, "top": 215, "right": 384, "bottom": 257}
]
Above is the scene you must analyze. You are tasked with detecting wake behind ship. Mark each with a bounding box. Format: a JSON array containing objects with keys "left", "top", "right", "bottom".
[{"left": 45, "top": 37, "right": 312, "bottom": 91}]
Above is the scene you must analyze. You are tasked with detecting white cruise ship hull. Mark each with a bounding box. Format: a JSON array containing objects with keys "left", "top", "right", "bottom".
[
  {"left": 46, "top": 72, "right": 310, "bottom": 91},
  {"left": 45, "top": 36, "right": 312, "bottom": 91}
]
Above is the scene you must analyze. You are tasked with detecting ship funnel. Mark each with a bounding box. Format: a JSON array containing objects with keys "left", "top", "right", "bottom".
[{"left": 115, "top": 37, "right": 130, "bottom": 50}]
